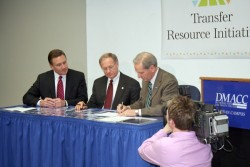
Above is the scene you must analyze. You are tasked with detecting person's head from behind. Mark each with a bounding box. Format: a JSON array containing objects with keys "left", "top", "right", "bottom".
[
  {"left": 133, "top": 52, "right": 158, "bottom": 81},
  {"left": 99, "top": 53, "right": 119, "bottom": 79},
  {"left": 48, "top": 49, "right": 68, "bottom": 75},
  {"left": 167, "top": 95, "right": 196, "bottom": 132}
]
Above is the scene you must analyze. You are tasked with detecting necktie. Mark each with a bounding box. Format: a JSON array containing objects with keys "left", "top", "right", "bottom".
[
  {"left": 145, "top": 82, "right": 152, "bottom": 108},
  {"left": 57, "top": 76, "right": 64, "bottom": 100},
  {"left": 104, "top": 80, "right": 113, "bottom": 109}
]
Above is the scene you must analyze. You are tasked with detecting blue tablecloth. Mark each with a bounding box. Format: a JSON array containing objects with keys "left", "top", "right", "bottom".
[{"left": 0, "top": 109, "right": 162, "bottom": 167}]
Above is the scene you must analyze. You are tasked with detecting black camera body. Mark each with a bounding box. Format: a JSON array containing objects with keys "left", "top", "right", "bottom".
[{"left": 193, "top": 102, "right": 229, "bottom": 144}]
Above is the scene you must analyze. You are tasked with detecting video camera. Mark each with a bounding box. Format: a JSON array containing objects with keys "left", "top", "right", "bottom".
[
  {"left": 193, "top": 101, "right": 229, "bottom": 144},
  {"left": 162, "top": 101, "right": 229, "bottom": 145}
]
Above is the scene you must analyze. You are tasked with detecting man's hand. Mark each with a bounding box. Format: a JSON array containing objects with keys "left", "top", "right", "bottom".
[
  {"left": 40, "top": 98, "right": 65, "bottom": 108},
  {"left": 40, "top": 98, "right": 55, "bottom": 107},
  {"left": 119, "top": 109, "right": 137, "bottom": 117},
  {"left": 117, "top": 104, "right": 130, "bottom": 113},
  {"left": 163, "top": 123, "right": 172, "bottom": 134},
  {"left": 75, "top": 101, "right": 87, "bottom": 111},
  {"left": 54, "top": 98, "right": 65, "bottom": 108}
]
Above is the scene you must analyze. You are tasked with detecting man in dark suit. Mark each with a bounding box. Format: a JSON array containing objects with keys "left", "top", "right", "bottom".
[
  {"left": 75, "top": 53, "right": 140, "bottom": 110},
  {"left": 117, "top": 52, "right": 179, "bottom": 116},
  {"left": 23, "top": 49, "right": 88, "bottom": 108}
]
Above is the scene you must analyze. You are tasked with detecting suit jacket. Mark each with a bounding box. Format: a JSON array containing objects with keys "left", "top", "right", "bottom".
[
  {"left": 23, "top": 69, "right": 88, "bottom": 106},
  {"left": 130, "top": 68, "right": 179, "bottom": 116},
  {"left": 87, "top": 72, "right": 141, "bottom": 110}
]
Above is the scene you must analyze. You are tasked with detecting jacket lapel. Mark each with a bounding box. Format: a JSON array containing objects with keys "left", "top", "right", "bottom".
[
  {"left": 48, "top": 71, "right": 56, "bottom": 98},
  {"left": 112, "top": 73, "right": 125, "bottom": 106},
  {"left": 65, "top": 70, "right": 72, "bottom": 99},
  {"left": 101, "top": 77, "right": 108, "bottom": 102},
  {"left": 151, "top": 69, "right": 162, "bottom": 98}
]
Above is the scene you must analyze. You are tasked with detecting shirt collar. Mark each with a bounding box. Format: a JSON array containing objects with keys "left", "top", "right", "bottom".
[
  {"left": 108, "top": 71, "right": 120, "bottom": 83},
  {"left": 54, "top": 71, "right": 66, "bottom": 80},
  {"left": 150, "top": 67, "right": 159, "bottom": 85},
  {"left": 170, "top": 131, "right": 196, "bottom": 138}
]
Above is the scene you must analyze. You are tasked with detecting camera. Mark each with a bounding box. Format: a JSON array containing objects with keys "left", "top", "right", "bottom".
[
  {"left": 193, "top": 101, "right": 229, "bottom": 144},
  {"left": 162, "top": 101, "right": 229, "bottom": 145}
]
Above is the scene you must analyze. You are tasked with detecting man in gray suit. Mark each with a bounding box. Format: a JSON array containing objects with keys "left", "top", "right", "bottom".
[
  {"left": 117, "top": 52, "right": 179, "bottom": 116},
  {"left": 75, "top": 53, "right": 141, "bottom": 110}
]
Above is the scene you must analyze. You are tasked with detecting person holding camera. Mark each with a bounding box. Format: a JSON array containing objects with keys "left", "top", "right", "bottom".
[{"left": 138, "top": 95, "right": 213, "bottom": 167}]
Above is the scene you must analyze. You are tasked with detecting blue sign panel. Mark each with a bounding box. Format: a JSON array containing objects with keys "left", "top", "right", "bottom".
[{"left": 203, "top": 80, "right": 250, "bottom": 130}]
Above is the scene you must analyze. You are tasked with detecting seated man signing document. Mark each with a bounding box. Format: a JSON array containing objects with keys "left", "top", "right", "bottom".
[
  {"left": 117, "top": 52, "right": 179, "bottom": 117},
  {"left": 75, "top": 53, "right": 140, "bottom": 110}
]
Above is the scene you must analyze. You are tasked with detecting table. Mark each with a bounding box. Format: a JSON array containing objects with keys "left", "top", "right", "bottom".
[{"left": 0, "top": 107, "right": 162, "bottom": 167}]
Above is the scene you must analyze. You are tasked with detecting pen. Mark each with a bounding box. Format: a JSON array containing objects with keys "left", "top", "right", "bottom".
[{"left": 121, "top": 102, "right": 123, "bottom": 110}]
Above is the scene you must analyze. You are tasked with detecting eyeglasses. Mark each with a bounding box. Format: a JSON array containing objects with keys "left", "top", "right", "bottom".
[{"left": 102, "top": 63, "right": 116, "bottom": 72}]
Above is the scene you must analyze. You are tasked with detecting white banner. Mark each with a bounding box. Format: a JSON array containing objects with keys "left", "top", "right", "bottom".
[{"left": 162, "top": 0, "right": 250, "bottom": 59}]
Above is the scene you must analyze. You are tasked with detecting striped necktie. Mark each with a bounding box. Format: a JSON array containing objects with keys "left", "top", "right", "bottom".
[{"left": 145, "top": 82, "right": 152, "bottom": 108}]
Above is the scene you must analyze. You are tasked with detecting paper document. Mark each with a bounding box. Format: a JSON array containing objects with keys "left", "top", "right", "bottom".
[
  {"left": 96, "top": 116, "right": 133, "bottom": 122},
  {"left": 4, "top": 106, "right": 36, "bottom": 112},
  {"left": 94, "top": 112, "right": 118, "bottom": 117}
]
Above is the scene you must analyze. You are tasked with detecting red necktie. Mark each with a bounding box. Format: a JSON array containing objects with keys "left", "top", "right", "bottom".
[
  {"left": 104, "top": 80, "right": 113, "bottom": 109},
  {"left": 57, "top": 76, "right": 64, "bottom": 100}
]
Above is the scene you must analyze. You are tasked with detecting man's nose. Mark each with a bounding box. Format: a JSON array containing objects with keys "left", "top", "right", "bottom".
[{"left": 62, "top": 64, "right": 67, "bottom": 69}]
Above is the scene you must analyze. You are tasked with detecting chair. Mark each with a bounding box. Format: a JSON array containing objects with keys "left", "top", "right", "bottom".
[
  {"left": 162, "top": 85, "right": 201, "bottom": 126},
  {"left": 178, "top": 85, "right": 201, "bottom": 101}
]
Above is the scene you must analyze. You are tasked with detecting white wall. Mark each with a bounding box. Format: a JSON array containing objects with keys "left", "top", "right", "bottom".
[
  {"left": 86, "top": 0, "right": 162, "bottom": 92},
  {"left": 0, "top": 0, "right": 87, "bottom": 107},
  {"left": 86, "top": 0, "right": 250, "bottom": 97},
  {"left": 1, "top": 0, "right": 249, "bottom": 107}
]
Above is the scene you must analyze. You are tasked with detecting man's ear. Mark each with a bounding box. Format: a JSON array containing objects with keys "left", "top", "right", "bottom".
[
  {"left": 169, "top": 119, "right": 175, "bottom": 127},
  {"left": 149, "top": 64, "right": 157, "bottom": 73}
]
